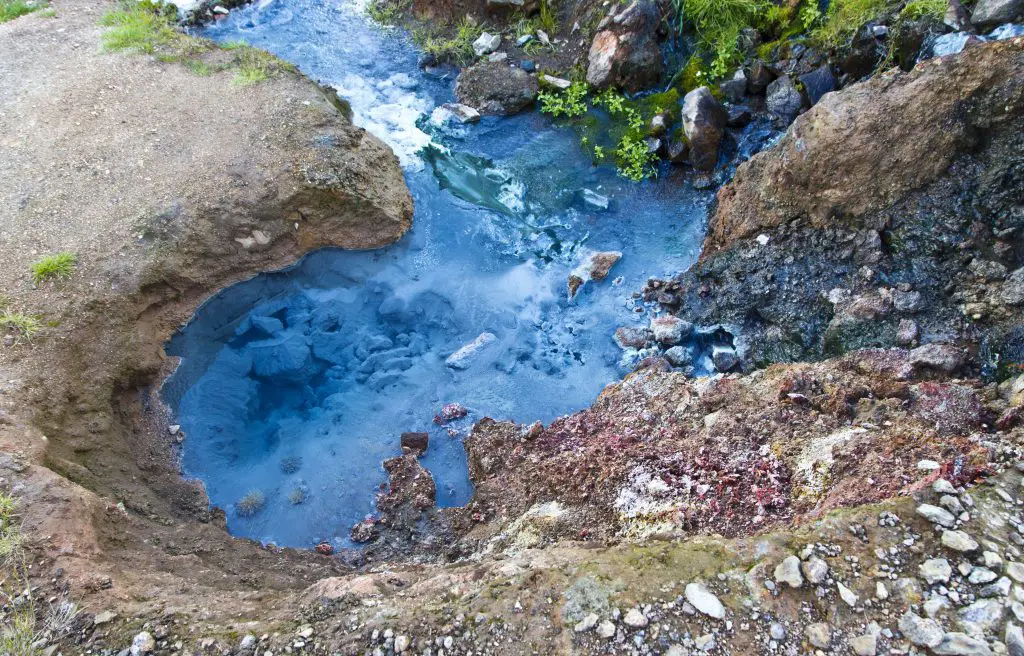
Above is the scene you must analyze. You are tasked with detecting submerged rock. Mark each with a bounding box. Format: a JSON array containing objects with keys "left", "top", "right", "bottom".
[
  {"left": 446, "top": 332, "right": 499, "bottom": 369},
  {"left": 400, "top": 432, "right": 429, "bottom": 455}
]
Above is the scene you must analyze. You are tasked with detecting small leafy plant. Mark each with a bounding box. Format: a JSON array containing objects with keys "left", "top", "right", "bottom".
[
  {"left": 288, "top": 488, "right": 306, "bottom": 505},
  {"left": 236, "top": 490, "right": 266, "bottom": 517},
  {"left": 30, "top": 252, "right": 75, "bottom": 285},
  {"left": 537, "top": 81, "right": 589, "bottom": 118}
]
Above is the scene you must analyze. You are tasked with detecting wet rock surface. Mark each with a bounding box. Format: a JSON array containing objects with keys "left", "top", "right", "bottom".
[{"left": 455, "top": 60, "right": 539, "bottom": 115}]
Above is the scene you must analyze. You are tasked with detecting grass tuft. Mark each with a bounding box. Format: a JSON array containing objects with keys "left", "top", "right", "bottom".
[
  {"left": 231, "top": 46, "right": 295, "bottom": 86},
  {"left": 236, "top": 489, "right": 266, "bottom": 517},
  {"left": 366, "top": 0, "right": 411, "bottom": 25},
  {"left": 30, "top": 252, "right": 75, "bottom": 285},
  {"left": 98, "top": 2, "right": 185, "bottom": 54},
  {"left": 0, "top": 0, "right": 48, "bottom": 23},
  {"left": 287, "top": 488, "right": 306, "bottom": 505},
  {"left": 413, "top": 17, "right": 482, "bottom": 65},
  {"left": 811, "top": 0, "right": 889, "bottom": 48}
]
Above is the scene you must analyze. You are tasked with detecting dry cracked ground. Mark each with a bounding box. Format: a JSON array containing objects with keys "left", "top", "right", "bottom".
[{"left": 0, "top": 1, "right": 1023, "bottom": 655}]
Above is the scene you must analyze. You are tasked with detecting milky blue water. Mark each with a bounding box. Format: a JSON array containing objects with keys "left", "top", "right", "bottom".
[{"left": 163, "top": 0, "right": 770, "bottom": 549}]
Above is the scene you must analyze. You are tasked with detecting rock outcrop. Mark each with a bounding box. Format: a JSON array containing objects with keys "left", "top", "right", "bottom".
[
  {"left": 707, "top": 39, "right": 1023, "bottom": 255},
  {"left": 585, "top": 0, "right": 663, "bottom": 92}
]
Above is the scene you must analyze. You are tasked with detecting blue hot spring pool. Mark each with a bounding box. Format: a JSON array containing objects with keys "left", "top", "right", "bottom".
[{"left": 161, "top": 0, "right": 772, "bottom": 549}]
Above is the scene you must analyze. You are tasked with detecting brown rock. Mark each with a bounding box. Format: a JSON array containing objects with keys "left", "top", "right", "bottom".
[
  {"left": 400, "top": 432, "right": 429, "bottom": 455},
  {"left": 704, "top": 40, "right": 1024, "bottom": 256}
]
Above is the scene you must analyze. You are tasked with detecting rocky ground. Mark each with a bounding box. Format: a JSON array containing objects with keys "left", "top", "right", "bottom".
[{"left": 0, "top": 1, "right": 1023, "bottom": 656}]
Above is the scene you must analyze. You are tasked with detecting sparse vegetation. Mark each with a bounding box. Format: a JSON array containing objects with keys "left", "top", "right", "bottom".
[
  {"left": 231, "top": 45, "right": 295, "bottom": 86},
  {"left": 811, "top": 0, "right": 888, "bottom": 48},
  {"left": 30, "top": 251, "right": 75, "bottom": 285},
  {"left": 0, "top": 0, "right": 48, "bottom": 23},
  {"left": 412, "top": 17, "right": 482, "bottom": 65},
  {"left": 288, "top": 488, "right": 307, "bottom": 505},
  {"left": 366, "top": 0, "right": 411, "bottom": 25},
  {"left": 538, "top": 0, "right": 558, "bottom": 34},
  {"left": 98, "top": 1, "right": 190, "bottom": 55},
  {"left": 236, "top": 489, "right": 266, "bottom": 517},
  {"left": 0, "top": 309, "right": 42, "bottom": 343}
]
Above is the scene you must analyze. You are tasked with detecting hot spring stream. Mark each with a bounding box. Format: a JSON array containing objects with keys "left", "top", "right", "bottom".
[{"left": 161, "top": 0, "right": 771, "bottom": 549}]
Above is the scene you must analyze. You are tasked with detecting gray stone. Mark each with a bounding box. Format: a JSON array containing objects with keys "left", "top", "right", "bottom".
[
  {"left": 798, "top": 65, "right": 836, "bottom": 106},
  {"left": 765, "top": 75, "right": 803, "bottom": 125},
  {"left": 473, "top": 32, "right": 501, "bottom": 57},
  {"left": 942, "top": 530, "right": 980, "bottom": 552},
  {"left": 650, "top": 316, "right": 692, "bottom": 345},
  {"left": 899, "top": 611, "right": 944, "bottom": 648},
  {"left": 664, "top": 346, "right": 692, "bottom": 367},
  {"left": 574, "top": 613, "right": 599, "bottom": 632},
  {"left": 680, "top": 87, "right": 728, "bottom": 172},
  {"left": 917, "top": 503, "right": 957, "bottom": 527},
  {"left": 850, "top": 633, "right": 877, "bottom": 656},
  {"left": 933, "top": 632, "right": 994, "bottom": 656},
  {"left": 805, "top": 623, "right": 832, "bottom": 649},
  {"left": 685, "top": 582, "right": 726, "bottom": 620},
  {"left": 1007, "top": 562, "right": 1024, "bottom": 583},
  {"left": 769, "top": 622, "right": 786, "bottom": 641},
  {"left": 130, "top": 632, "right": 156, "bottom": 656},
  {"left": 712, "top": 345, "right": 739, "bottom": 372},
  {"left": 969, "top": 567, "right": 999, "bottom": 584},
  {"left": 436, "top": 103, "right": 481, "bottom": 124},
  {"left": 909, "top": 344, "right": 965, "bottom": 374},
  {"left": 597, "top": 620, "right": 616, "bottom": 639},
  {"left": 774, "top": 555, "right": 804, "bottom": 588},
  {"left": 959, "top": 599, "right": 1005, "bottom": 635},
  {"left": 838, "top": 581, "right": 859, "bottom": 607},
  {"left": 718, "top": 68, "right": 747, "bottom": 103},
  {"left": 971, "top": 0, "right": 1024, "bottom": 26},
  {"left": 623, "top": 608, "right": 648, "bottom": 628},
  {"left": 695, "top": 634, "right": 716, "bottom": 651},
  {"left": 921, "top": 558, "right": 953, "bottom": 584},
  {"left": 933, "top": 478, "right": 958, "bottom": 495},
  {"left": 1006, "top": 623, "right": 1024, "bottom": 656},
  {"left": 1001, "top": 268, "right": 1024, "bottom": 305},
  {"left": 940, "top": 495, "right": 966, "bottom": 516}
]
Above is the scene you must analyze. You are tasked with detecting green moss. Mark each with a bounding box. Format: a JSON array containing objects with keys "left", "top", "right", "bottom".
[
  {"left": 0, "top": 0, "right": 47, "bottom": 23},
  {"left": 30, "top": 252, "right": 75, "bottom": 285},
  {"left": 900, "top": 0, "right": 946, "bottom": 19}
]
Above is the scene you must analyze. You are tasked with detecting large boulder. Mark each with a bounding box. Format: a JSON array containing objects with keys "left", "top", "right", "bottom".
[
  {"left": 585, "top": 0, "right": 663, "bottom": 92},
  {"left": 705, "top": 40, "right": 1024, "bottom": 255},
  {"left": 971, "top": 0, "right": 1023, "bottom": 26},
  {"left": 455, "top": 61, "right": 539, "bottom": 115},
  {"left": 680, "top": 87, "right": 728, "bottom": 171}
]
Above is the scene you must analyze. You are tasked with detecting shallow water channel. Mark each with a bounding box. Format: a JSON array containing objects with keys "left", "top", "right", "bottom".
[{"left": 162, "top": 0, "right": 762, "bottom": 549}]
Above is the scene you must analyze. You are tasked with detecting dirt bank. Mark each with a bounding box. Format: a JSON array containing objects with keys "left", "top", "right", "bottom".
[{"left": 0, "top": 0, "right": 410, "bottom": 638}]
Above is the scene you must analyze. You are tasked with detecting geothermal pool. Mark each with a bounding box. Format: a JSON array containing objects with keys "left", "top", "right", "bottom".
[{"left": 162, "top": 0, "right": 771, "bottom": 549}]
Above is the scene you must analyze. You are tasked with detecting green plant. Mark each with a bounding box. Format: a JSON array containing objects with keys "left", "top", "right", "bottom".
[
  {"left": 671, "top": 0, "right": 762, "bottom": 80},
  {"left": 236, "top": 490, "right": 266, "bottom": 517},
  {"left": 538, "top": 0, "right": 558, "bottom": 33},
  {"left": 232, "top": 46, "right": 294, "bottom": 85},
  {"left": 30, "top": 252, "right": 75, "bottom": 285},
  {"left": 811, "top": 0, "right": 888, "bottom": 48},
  {"left": 900, "top": 0, "right": 945, "bottom": 19},
  {"left": 0, "top": 0, "right": 48, "bottom": 23},
  {"left": 0, "top": 310, "right": 42, "bottom": 343},
  {"left": 614, "top": 133, "right": 658, "bottom": 181},
  {"left": 0, "top": 492, "right": 21, "bottom": 563},
  {"left": 537, "top": 81, "right": 589, "bottom": 118},
  {"left": 98, "top": 2, "right": 186, "bottom": 54},
  {"left": 413, "top": 17, "right": 482, "bottom": 65},
  {"left": 366, "top": 0, "right": 411, "bottom": 25}
]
